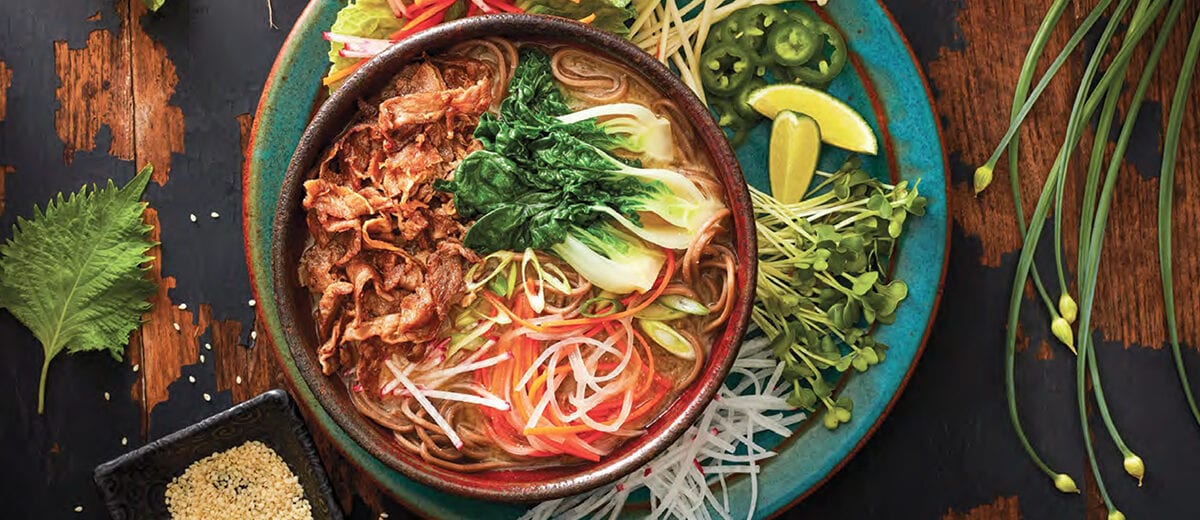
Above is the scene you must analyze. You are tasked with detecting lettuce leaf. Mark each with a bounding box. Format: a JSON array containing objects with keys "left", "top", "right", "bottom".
[
  {"left": 327, "top": 0, "right": 404, "bottom": 80},
  {"left": 515, "top": 0, "right": 636, "bottom": 37}
]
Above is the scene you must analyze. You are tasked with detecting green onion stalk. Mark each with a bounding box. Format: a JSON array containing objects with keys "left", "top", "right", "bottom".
[
  {"left": 974, "top": 0, "right": 1114, "bottom": 194},
  {"left": 1005, "top": 0, "right": 1075, "bottom": 349},
  {"left": 997, "top": 0, "right": 1123, "bottom": 492},
  {"left": 1048, "top": 0, "right": 1135, "bottom": 345},
  {"left": 1158, "top": 14, "right": 1200, "bottom": 428},
  {"left": 1074, "top": 0, "right": 1186, "bottom": 513}
]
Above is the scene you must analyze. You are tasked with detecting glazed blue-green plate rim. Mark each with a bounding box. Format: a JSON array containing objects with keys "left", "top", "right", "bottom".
[{"left": 241, "top": 1, "right": 949, "bottom": 518}]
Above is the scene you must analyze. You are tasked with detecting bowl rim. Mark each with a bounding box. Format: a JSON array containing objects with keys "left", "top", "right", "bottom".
[{"left": 270, "top": 13, "right": 757, "bottom": 502}]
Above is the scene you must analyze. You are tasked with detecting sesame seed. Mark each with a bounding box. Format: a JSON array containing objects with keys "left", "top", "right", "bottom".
[
  {"left": 210, "top": 211, "right": 220, "bottom": 219},
  {"left": 74, "top": 506, "right": 83, "bottom": 513},
  {"left": 204, "top": 342, "right": 212, "bottom": 350},
  {"left": 189, "top": 213, "right": 197, "bottom": 223},
  {"left": 236, "top": 375, "right": 243, "bottom": 385},
  {"left": 199, "top": 354, "right": 205, "bottom": 363},
  {"left": 165, "top": 441, "right": 311, "bottom": 520},
  {"left": 133, "top": 364, "right": 140, "bottom": 372},
  {"left": 178, "top": 303, "right": 188, "bottom": 310},
  {"left": 104, "top": 392, "right": 110, "bottom": 401},
  {"left": 248, "top": 299, "right": 257, "bottom": 307},
  {"left": 188, "top": 376, "right": 196, "bottom": 384},
  {"left": 173, "top": 322, "right": 181, "bottom": 331},
  {"left": 121, "top": 437, "right": 128, "bottom": 446},
  {"left": 380, "top": 513, "right": 389, "bottom": 519},
  {"left": 203, "top": 393, "right": 211, "bottom": 402},
  {"left": 250, "top": 331, "right": 258, "bottom": 340}
]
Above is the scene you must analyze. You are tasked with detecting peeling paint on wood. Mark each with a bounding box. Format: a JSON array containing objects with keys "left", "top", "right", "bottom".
[
  {"left": 129, "top": 0, "right": 184, "bottom": 185},
  {"left": 237, "top": 112, "right": 253, "bottom": 155},
  {"left": 52, "top": 1, "right": 184, "bottom": 184},
  {"left": 0, "top": 61, "right": 11, "bottom": 122},
  {"left": 0, "top": 165, "right": 12, "bottom": 216},
  {"left": 942, "top": 496, "right": 1021, "bottom": 520},
  {"left": 53, "top": 26, "right": 135, "bottom": 164}
]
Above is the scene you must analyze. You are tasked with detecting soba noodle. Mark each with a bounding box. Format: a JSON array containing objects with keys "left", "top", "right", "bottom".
[{"left": 298, "top": 39, "right": 736, "bottom": 472}]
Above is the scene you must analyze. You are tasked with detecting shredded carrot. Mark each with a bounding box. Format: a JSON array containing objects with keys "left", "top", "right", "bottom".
[
  {"left": 322, "top": 58, "right": 367, "bottom": 86},
  {"left": 578, "top": 13, "right": 597, "bottom": 24}
]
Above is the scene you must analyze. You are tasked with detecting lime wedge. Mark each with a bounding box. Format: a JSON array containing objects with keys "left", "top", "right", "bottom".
[
  {"left": 770, "top": 111, "right": 821, "bottom": 204},
  {"left": 747, "top": 84, "right": 878, "bottom": 155}
]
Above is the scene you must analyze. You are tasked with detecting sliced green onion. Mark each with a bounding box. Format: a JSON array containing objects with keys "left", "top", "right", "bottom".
[
  {"left": 580, "top": 297, "right": 626, "bottom": 318},
  {"left": 637, "top": 319, "right": 695, "bottom": 360},
  {"left": 658, "top": 294, "right": 710, "bottom": 316},
  {"left": 636, "top": 302, "right": 689, "bottom": 321}
]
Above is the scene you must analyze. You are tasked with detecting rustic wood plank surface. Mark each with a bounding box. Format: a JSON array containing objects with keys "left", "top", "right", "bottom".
[{"left": 0, "top": 0, "right": 1197, "bottom": 519}]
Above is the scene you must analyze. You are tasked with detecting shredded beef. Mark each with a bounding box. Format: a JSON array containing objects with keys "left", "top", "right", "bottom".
[{"left": 297, "top": 58, "right": 493, "bottom": 376}]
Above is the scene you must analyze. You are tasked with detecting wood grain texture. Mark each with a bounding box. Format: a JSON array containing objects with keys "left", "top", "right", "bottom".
[
  {"left": 53, "top": 13, "right": 134, "bottom": 164},
  {"left": 926, "top": 1, "right": 1200, "bottom": 349},
  {"left": 942, "top": 496, "right": 1022, "bottom": 520},
  {"left": 128, "top": 0, "right": 183, "bottom": 185},
  {"left": 0, "top": 60, "right": 10, "bottom": 122}
]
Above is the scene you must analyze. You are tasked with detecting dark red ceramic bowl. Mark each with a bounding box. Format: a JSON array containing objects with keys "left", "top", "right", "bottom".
[{"left": 271, "top": 14, "right": 757, "bottom": 502}]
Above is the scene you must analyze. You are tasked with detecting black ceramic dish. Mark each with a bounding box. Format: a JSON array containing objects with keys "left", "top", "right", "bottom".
[{"left": 93, "top": 389, "right": 342, "bottom": 520}]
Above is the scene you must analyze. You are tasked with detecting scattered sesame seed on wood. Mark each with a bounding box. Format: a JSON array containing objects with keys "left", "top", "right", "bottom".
[
  {"left": 189, "top": 213, "right": 197, "bottom": 223},
  {"left": 250, "top": 331, "right": 257, "bottom": 340},
  {"left": 188, "top": 376, "right": 195, "bottom": 384},
  {"left": 173, "top": 322, "right": 181, "bottom": 332},
  {"left": 200, "top": 354, "right": 206, "bottom": 363},
  {"left": 248, "top": 299, "right": 257, "bottom": 307},
  {"left": 204, "top": 342, "right": 212, "bottom": 350},
  {"left": 236, "top": 375, "right": 243, "bottom": 385},
  {"left": 210, "top": 211, "right": 220, "bottom": 219},
  {"left": 178, "top": 303, "right": 187, "bottom": 310},
  {"left": 121, "top": 437, "right": 127, "bottom": 446},
  {"left": 73, "top": 506, "right": 82, "bottom": 513},
  {"left": 103, "top": 392, "right": 110, "bottom": 401},
  {"left": 203, "top": 393, "right": 211, "bottom": 402},
  {"left": 133, "top": 364, "right": 140, "bottom": 372}
]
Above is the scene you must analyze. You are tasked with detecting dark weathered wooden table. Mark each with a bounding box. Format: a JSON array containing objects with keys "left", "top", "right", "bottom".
[{"left": 2, "top": 1, "right": 1198, "bottom": 518}]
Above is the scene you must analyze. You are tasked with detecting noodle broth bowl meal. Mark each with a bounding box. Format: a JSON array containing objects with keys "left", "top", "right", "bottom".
[{"left": 272, "top": 14, "right": 756, "bottom": 502}]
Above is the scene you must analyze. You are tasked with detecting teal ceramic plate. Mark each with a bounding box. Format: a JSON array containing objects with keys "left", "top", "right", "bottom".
[{"left": 242, "top": 1, "right": 948, "bottom": 517}]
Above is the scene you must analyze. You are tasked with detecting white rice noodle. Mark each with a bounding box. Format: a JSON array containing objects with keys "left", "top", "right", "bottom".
[{"left": 385, "top": 358, "right": 463, "bottom": 449}]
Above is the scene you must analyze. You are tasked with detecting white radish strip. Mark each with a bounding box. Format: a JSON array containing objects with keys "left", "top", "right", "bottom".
[
  {"left": 339, "top": 49, "right": 379, "bottom": 59},
  {"left": 561, "top": 486, "right": 619, "bottom": 520},
  {"left": 517, "top": 336, "right": 612, "bottom": 389},
  {"left": 418, "top": 389, "right": 510, "bottom": 410},
  {"left": 322, "top": 32, "right": 389, "bottom": 45},
  {"left": 698, "top": 448, "right": 777, "bottom": 463},
  {"left": 468, "top": 0, "right": 494, "bottom": 13},
  {"left": 750, "top": 412, "right": 795, "bottom": 437},
  {"left": 425, "top": 352, "right": 509, "bottom": 380},
  {"left": 525, "top": 380, "right": 556, "bottom": 431},
  {"left": 577, "top": 390, "right": 633, "bottom": 433},
  {"left": 734, "top": 359, "right": 778, "bottom": 369},
  {"left": 778, "top": 411, "right": 808, "bottom": 428},
  {"left": 385, "top": 359, "right": 463, "bottom": 449},
  {"left": 695, "top": 470, "right": 733, "bottom": 520},
  {"left": 343, "top": 40, "right": 391, "bottom": 54},
  {"left": 765, "top": 362, "right": 786, "bottom": 395},
  {"left": 380, "top": 377, "right": 401, "bottom": 396},
  {"left": 462, "top": 339, "right": 497, "bottom": 365}
]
